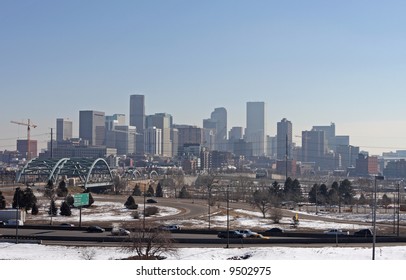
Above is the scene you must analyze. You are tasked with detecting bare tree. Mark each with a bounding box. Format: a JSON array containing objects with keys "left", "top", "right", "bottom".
[
  {"left": 123, "top": 222, "right": 177, "bottom": 260},
  {"left": 113, "top": 175, "right": 127, "bottom": 194},
  {"left": 269, "top": 207, "right": 283, "bottom": 223},
  {"left": 251, "top": 189, "right": 272, "bottom": 218}
]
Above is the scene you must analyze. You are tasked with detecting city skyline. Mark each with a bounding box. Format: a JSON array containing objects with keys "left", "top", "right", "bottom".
[{"left": 1, "top": 1, "right": 406, "bottom": 155}]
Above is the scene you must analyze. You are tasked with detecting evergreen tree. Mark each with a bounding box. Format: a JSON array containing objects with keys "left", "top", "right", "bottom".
[
  {"left": 147, "top": 185, "right": 155, "bottom": 197},
  {"left": 56, "top": 179, "right": 68, "bottom": 197},
  {"left": 0, "top": 191, "right": 6, "bottom": 209},
  {"left": 358, "top": 193, "right": 367, "bottom": 205},
  {"left": 44, "top": 180, "right": 55, "bottom": 200},
  {"left": 178, "top": 186, "right": 191, "bottom": 199},
  {"left": 60, "top": 201, "right": 72, "bottom": 216},
  {"left": 124, "top": 196, "right": 138, "bottom": 209},
  {"left": 283, "top": 178, "right": 302, "bottom": 202},
  {"left": 48, "top": 199, "right": 57, "bottom": 216},
  {"left": 132, "top": 184, "right": 142, "bottom": 196},
  {"left": 268, "top": 181, "right": 283, "bottom": 205},
  {"left": 22, "top": 187, "right": 37, "bottom": 212},
  {"left": 12, "top": 187, "right": 24, "bottom": 208},
  {"left": 155, "top": 182, "right": 163, "bottom": 197},
  {"left": 31, "top": 203, "right": 39, "bottom": 215},
  {"left": 66, "top": 194, "right": 74, "bottom": 207},
  {"left": 339, "top": 179, "right": 355, "bottom": 205}
]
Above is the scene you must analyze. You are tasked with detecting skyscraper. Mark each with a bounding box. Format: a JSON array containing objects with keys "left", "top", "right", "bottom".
[
  {"left": 245, "top": 102, "right": 266, "bottom": 156},
  {"left": 129, "top": 94, "right": 145, "bottom": 154},
  {"left": 312, "top": 123, "right": 336, "bottom": 152},
  {"left": 79, "top": 110, "right": 106, "bottom": 146},
  {"left": 146, "top": 113, "right": 173, "bottom": 157},
  {"left": 144, "top": 127, "right": 162, "bottom": 156},
  {"left": 277, "top": 118, "right": 293, "bottom": 160},
  {"left": 56, "top": 118, "right": 73, "bottom": 142},
  {"left": 301, "top": 130, "right": 326, "bottom": 168},
  {"left": 210, "top": 107, "right": 227, "bottom": 151}
]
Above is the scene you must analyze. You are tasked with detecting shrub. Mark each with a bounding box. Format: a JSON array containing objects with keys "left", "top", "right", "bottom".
[
  {"left": 124, "top": 196, "right": 138, "bottom": 209},
  {"left": 144, "top": 206, "right": 159, "bottom": 217}
]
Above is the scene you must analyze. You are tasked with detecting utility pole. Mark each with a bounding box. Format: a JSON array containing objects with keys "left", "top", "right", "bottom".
[{"left": 285, "top": 134, "right": 288, "bottom": 180}]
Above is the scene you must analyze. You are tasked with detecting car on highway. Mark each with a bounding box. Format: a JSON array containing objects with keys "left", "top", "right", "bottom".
[
  {"left": 323, "top": 229, "right": 349, "bottom": 235},
  {"left": 159, "top": 224, "right": 181, "bottom": 231},
  {"left": 237, "top": 229, "right": 261, "bottom": 238},
  {"left": 265, "top": 227, "right": 284, "bottom": 233},
  {"left": 146, "top": 199, "right": 157, "bottom": 203},
  {"left": 59, "top": 223, "right": 75, "bottom": 227},
  {"left": 217, "top": 230, "right": 246, "bottom": 239},
  {"left": 111, "top": 227, "right": 130, "bottom": 236},
  {"left": 354, "top": 228, "right": 373, "bottom": 237},
  {"left": 86, "top": 226, "right": 105, "bottom": 233}
]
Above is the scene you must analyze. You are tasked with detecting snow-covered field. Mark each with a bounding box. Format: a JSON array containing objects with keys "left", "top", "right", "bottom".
[{"left": 0, "top": 242, "right": 405, "bottom": 260}]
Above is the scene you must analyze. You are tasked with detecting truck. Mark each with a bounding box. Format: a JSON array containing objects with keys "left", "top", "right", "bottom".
[{"left": 0, "top": 209, "right": 26, "bottom": 224}]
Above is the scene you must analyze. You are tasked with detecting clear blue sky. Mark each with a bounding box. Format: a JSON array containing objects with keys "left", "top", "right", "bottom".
[{"left": 1, "top": 0, "right": 406, "bottom": 155}]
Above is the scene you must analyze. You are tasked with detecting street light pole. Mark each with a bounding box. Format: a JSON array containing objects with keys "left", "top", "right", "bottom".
[
  {"left": 226, "top": 185, "right": 230, "bottom": 249},
  {"left": 397, "top": 182, "right": 401, "bottom": 237},
  {"left": 372, "top": 175, "right": 384, "bottom": 260}
]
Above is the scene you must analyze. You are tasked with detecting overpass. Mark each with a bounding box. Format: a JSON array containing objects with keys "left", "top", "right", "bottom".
[{"left": 16, "top": 157, "right": 114, "bottom": 189}]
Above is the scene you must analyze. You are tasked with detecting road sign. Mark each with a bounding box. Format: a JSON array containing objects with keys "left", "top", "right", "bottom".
[{"left": 74, "top": 193, "right": 89, "bottom": 207}]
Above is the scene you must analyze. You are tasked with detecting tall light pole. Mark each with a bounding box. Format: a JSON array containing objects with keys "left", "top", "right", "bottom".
[
  {"left": 372, "top": 175, "right": 384, "bottom": 260},
  {"left": 226, "top": 185, "right": 230, "bottom": 249},
  {"left": 397, "top": 182, "right": 401, "bottom": 237}
]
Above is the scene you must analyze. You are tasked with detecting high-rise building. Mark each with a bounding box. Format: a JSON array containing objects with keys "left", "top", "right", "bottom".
[
  {"left": 301, "top": 130, "right": 326, "bottom": 168},
  {"left": 105, "top": 114, "right": 126, "bottom": 131},
  {"left": 276, "top": 118, "right": 293, "bottom": 160},
  {"left": 203, "top": 118, "right": 216, "bottom": 151},
  {"left": 144, "top": 127, "right": 162, "bottom": 156},
  {"left": 129, "top": 94, "right": 145, "bottom": 154},
  {"left": 174, "top": 125, "right": 204, "bottom": 156},
  {"left": 245, "top": 101, "right": 266, "bottom": 156},
  {"left": 79, "top": 110, "right": 106, "bottom": 146},
  {"left": 312, "top": 123, "right": 336, "bottom": 152},
  {"left": 209, "top": 107, "right": 227, "bottom": 151},
  {"left": 229, "top": 127, "right": 243, "bottom": 141},
  {"left": 146, "top": 113, "right": 172, "bottom": 157},
  {"left": 106, "top": 125, "right": 136, "bottom": 155},
  {"left": 56, "top": 118, "right": 73, "bottom": 142}
]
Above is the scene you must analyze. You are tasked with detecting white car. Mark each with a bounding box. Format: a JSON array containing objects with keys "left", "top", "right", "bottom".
[
  {"left": 159, "top": 224, "right": 181, "bottom": 231},
  {"left": 111, "top": 227, "right": 130, "bottom": 236},
  {"left": 237, "top": 229, "right": 260, "bottom": 238},
  {"left": 323, "top": 229, "right": 349, "bottom": 235}
]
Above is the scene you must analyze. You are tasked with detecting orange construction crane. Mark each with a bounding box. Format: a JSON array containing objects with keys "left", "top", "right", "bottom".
[{"left": 10, "top": 119, "right": 37, "bottom": 160}]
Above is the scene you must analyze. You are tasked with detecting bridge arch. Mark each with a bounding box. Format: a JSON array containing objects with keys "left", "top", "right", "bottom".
[{"left": 16, "top": 157, "right": 113, "bottom": 189}]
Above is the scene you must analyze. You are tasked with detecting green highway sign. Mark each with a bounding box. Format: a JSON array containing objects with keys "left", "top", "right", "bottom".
[{"left": 74, "top": 193, "right": 89, "bottom": 207}]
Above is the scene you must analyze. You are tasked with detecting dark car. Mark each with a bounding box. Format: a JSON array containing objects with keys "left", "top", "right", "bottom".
[
  {"left": 217, "top": 230, "right": 246, "bottom": 239},
  {"left": 354, "top": 229, "right": 373, "bottom": 237},
  {"left": 265, "top": 227, "right": 284, "bottom": 233},
  {"left": 86, "top": 226, "right": 105, "bottom": 233},
  {"left": 146, "top": 199, "right": 157, "bottom": 203}
]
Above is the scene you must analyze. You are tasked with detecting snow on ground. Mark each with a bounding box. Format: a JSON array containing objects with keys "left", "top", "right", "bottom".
[
  {"left": 29, "top": 200, "right": 181, "bottom": 223},
  {"left": 0, "top": 242, "right": 405, "bottom": 260}
]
